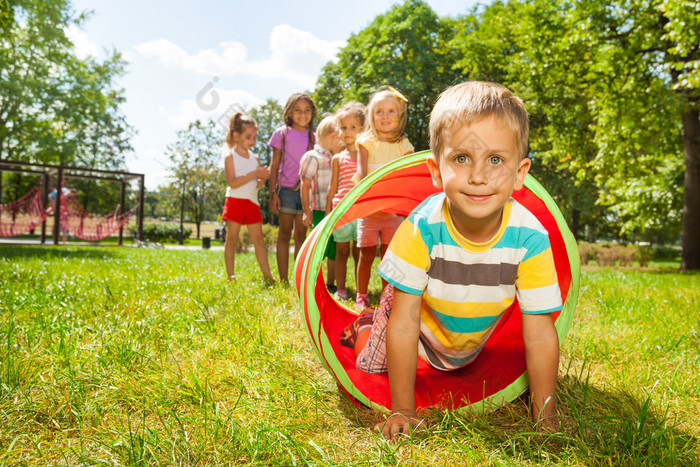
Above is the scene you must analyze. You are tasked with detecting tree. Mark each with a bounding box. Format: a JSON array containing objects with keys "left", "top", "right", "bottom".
[
  {"left": 313, "top": 0, "right": 463, "bottom": 151},
  {"left": 250, "top": 99, "right": 283, "bottom": 225},
  {"left": 0, "top": 0, "right": 132, "bottom": 169},
  {"left": 451, "top": 0, "right": 698, "bottom": 268},
  {"left": 165, "top": 120, "right": 225, "bottom": 240}
]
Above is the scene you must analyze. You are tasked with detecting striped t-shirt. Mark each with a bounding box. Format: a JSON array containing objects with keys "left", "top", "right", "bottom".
[
  {"left": 331, "top": 151, "right": 357, "bottom": 208},
  {"left": 377, "top": 192, "right": 562, "bottom": 371}
]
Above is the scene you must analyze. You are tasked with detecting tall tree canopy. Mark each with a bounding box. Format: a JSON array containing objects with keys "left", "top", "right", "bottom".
[
  {"left": 313, "top": 0, "right": 462, "bottom": 151},
  {"left": 315, "top": 0, "right": 699, "bottom": 269},
  {"left": 165, "top": 120, "right": 224, "bottom": 239},
  {"left": 0, "top": 0, "right": 132, "bottom": 169}
]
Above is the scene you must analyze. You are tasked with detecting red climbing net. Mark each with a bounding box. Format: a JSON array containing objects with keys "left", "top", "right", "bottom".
[
  {"left": 0, "top": 182, "right": 51, "bottom": 237},
  {"left": 0, "top": 183, "right": 137, "bottom": 241},
  {"left": 61, "top": 195, "right": 136, "bottom": 241}
]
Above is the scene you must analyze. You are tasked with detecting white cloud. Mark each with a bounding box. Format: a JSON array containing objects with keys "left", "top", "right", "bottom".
[
  {"left": 163, "top": 88, "right": 263, "bottom": 130},
  {"left": 133, "top": 24, "right": 344, "bottom": 88},
  {"left": 65, "top": 25, "right": 101, "bottom": 59}
]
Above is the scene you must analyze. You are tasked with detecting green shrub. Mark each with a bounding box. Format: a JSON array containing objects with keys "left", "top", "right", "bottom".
[
  {"left": 130, "top": 223, "right": 191, "bottom": 243},
  {"left": 233, "top": 223, "right": 281, "bottom": 253}
]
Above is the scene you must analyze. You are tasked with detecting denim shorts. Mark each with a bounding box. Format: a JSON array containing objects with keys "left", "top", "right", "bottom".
[{"left": 278, "top": 186, "right": 303, "bottom": 215}]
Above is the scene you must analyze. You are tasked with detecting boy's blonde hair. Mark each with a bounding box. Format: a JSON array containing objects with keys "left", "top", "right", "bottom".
[
  {"left": 315, "top": 114, "right": 338, "bottom": 141},
  {"left": 429, "top": 81, "right": 529, "bottom": 160},
  {"left": 365, "top": 85, "right": 408, "bottom": 142},
  {"left": 335, "top": 101, "right": 367, "bottom": 128}
]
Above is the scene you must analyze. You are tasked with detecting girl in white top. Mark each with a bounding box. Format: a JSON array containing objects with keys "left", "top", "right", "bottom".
[{"left": 221, "top": 112, "right": 274, "bottom": 283}]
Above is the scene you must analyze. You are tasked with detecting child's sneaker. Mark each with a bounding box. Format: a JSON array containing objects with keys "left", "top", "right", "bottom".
[
  {"left": 355, "top": 294, "right": 370, "bottom": 312},
  {"left": 334, "top": 289, "right": 348, "bottom": 300}
]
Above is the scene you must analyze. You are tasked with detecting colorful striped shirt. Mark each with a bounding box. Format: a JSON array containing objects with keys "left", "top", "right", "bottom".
[{"left": 377, "top": 192, "right": 562, "bottom": 371}]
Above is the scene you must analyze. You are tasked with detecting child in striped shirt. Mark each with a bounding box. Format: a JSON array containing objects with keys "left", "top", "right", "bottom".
[
  {"left": 326, "top": 102, "right": 366, "bottom": 301},
  {"left": 346, "top": 81, "right": 563, "bottom": 439}
]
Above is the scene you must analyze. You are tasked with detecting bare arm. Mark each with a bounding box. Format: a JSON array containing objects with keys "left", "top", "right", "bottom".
[
  {"left": 356, "top": 145, "right": 369, "bottom": 181},
  {"left": 377, "top": 288, "right": 423, "bottom": 440},
  {"left": 268, "top": 147, "right": 282, "bottom": 214},
  {"left": 522, "top": 312, "right": 559, "bottom": 430},
  {"left": 300, "top": 177, "right": 313, "bottom": 229},
  {"left": 255, "top": 158, "right": 269, "bottom": 189},
  {"left": 326, "top": 156, "right": 340, "bottom": 215},
  {"left": 225, "top": 154, "right": 268, "bottom": 189}
]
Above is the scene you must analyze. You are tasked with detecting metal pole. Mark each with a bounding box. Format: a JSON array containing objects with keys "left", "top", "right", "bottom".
[
  {"left": 53, "top": 168, "right": 63, "bottom": 245},
  {"left": 118, "top": 180, "right": 126, "bottom": 246},
  {"left": 138, "top": 174, "right": 145, "bottom": 241}
]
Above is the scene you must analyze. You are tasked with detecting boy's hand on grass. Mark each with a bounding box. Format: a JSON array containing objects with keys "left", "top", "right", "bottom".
[{"left": 376, "top": 411, "right": 423, "bottom": 440}]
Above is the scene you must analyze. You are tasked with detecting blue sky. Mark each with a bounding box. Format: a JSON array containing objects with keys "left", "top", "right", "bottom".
[{"left": 68, "top": 0, "right": 479, "bottom": 189}]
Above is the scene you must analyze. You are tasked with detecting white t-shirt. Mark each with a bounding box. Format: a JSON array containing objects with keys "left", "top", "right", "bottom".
[{"left": 223, "top": 146, "right": 259, "bottom": 204}]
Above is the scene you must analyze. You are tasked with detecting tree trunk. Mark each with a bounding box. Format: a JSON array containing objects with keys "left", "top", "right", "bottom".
[{"left": 681, "top": 108, "right": 700, "bottom": 271}]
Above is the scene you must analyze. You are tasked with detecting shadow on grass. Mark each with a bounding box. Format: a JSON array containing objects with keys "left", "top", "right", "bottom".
[
  {"left": 0, "top": 244, "right": 120, "bottom": 260},
  {"left": 334, "top": 371, "right": 699, "bottom": 464}
]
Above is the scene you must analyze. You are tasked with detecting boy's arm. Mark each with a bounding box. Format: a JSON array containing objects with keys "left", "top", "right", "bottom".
[
  {"left": 325, "top": 156, "right": 340, "bottom": 215},
  {"left": 377, "top": 288, "right": 423, "bottom": 440},
  {"left": 300, "top": 176, "right": 313, "bottom": 229},
  {"left": 522, "top": 312, "right": 559, "bottom": 430}
]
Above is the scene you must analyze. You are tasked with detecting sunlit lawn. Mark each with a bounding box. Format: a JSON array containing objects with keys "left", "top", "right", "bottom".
[{"left": 0, "top": 245, "right": 698, "bottom": 465}]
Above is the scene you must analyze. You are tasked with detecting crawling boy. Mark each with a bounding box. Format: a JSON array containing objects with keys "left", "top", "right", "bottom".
[{"left": 349, "top": 81, "right": 562, "bottom": 439}]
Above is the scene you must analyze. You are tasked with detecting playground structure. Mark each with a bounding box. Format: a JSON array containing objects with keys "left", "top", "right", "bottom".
[
  {"left": 0, "top": 160, "right": 144, "bottom": 245},
  {"left": 295, "top": 151, "right": 580, "bottom": 414}
]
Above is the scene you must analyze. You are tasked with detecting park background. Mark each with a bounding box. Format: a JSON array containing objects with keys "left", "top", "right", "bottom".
[{"left": 1, "top": 0, "right": 699, "bottom": 464}]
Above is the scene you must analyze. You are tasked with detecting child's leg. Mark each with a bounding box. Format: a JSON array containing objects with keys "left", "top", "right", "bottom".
[
  {"left": 357, "top": 246, "right": 376, "bottom": 296},
  {"left": 247, "top": 222, "right": 274, "bottom": 281},
  {"left": 334, "top": 241, "right": 350, "bottom": 294},
  {"left": 224, "top": 221, "right": 242, "bottom": 280},
  {"left": 292, "top": 214, "right": 307, "bottom": 260},
  {"left": 356, "top": 285, "right": 394, "bottom": 373},
  {"left": 276, "top": 213, "right": 294, "bottom": 282}
]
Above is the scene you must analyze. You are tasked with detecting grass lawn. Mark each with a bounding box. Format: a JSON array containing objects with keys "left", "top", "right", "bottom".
[{"left": 0, "top": 245, "right": 698, "bottom": 465}]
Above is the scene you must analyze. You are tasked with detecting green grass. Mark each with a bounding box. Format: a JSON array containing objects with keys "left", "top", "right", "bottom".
[{"left": 0, "top": 246, "right": 698, "bottom": 465}]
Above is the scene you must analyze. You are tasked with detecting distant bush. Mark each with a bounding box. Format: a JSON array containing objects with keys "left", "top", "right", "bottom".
[
  {"left": 232, "top": 223, "right": 281, "bottom": 253},
  {"left": 578, "top": 241, "right": 661, "bottom": 268},
  {"left": 130, "top": 223, "right": 191, "bottom": 243}
]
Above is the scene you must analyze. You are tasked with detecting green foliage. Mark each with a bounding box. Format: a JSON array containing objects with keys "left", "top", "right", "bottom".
[
  {"left": 164, "top": 120, "right": 225, "bottom": 238},
  {"left": 0, "top": 0, "right": 132, "bottom": 168},
  {"left": 250, "top": 99, "right": 283, "bottom": 225},
  {"left": 129, "top": 223, "right": 191, "bottom": 243},
  {"left": 234, "top": 223, "right": 280, "bottom": 252},
  {"left": 447, "top": 0, "right": 697, "bottom": 254},
  {"left": 313, "top": 0, "right": 463, "bottom": 150}
]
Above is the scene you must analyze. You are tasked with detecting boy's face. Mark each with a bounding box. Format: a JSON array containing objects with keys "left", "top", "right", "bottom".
[
  {"left": 320, "top": 130, "right": 344, "bottom": 155},
  {"left": 427, "top": 116, "right": 531, "bottom": 242}
]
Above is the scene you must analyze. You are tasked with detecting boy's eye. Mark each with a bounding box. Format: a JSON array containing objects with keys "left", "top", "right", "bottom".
[
  {"left": 455, "top": 154, "right": 468, "bottom": 164},
  {"left": 489, "top": 156, "right": 502, "bottom": 164}
]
